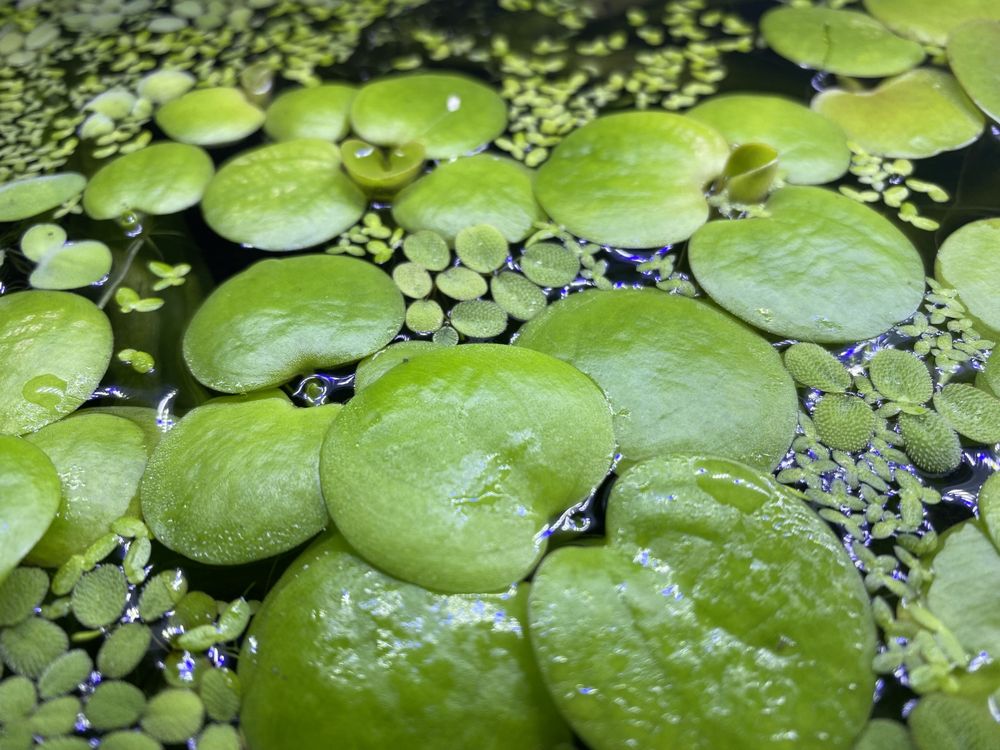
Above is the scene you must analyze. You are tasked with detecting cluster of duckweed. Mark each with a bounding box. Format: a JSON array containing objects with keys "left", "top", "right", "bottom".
[{"left": 0, "top": 517, "right": 246, "bottom": 750}]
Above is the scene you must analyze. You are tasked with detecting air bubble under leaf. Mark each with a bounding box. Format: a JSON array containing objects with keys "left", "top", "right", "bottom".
[
  {"left": 155, "top": 87, "right": 265, "bottom": 146},
  {"left": 535, "top": 111, "right": 729, "bottom": 248},
  {"left": 527, "top": 456, "right": 876, "bottom": 750},
  {"left": 933, "top": 384, "right": 1000, "bottom": 444},
  {"left": 393, "top": 154, "right": 544, "bottom": 243},
  {"left": 935, "top": 218, "right": 1000, "bottom": 336},
  {"left": 321, "top": 345, "right": 615, "bottom": 593},
  {"left": 239, "top": 534, "right": 570, "bottom": 749},
  {"left": 201, "top": 139, "right": 365, "bottom": 251},
  {"left": 83, "top": 143, "right": 214, "bottom": 219},
  {"left": 516, "top": 290, "right": 798, "bottom": 470},
  {"left": 689, "top": 187, "right": 925, "bottom": 342},
  {"left": 689, "top": 94, "right": 851, "bottom": 185},
  {"left": 0, "top": 439, "right": 60, "bottom": 583},
  {"left": 142, "top": 396, "right": 340, "bottom": 565},
  {"left": 264, "top": 83, "right": 356, "bottom": 142},
  {"left": 812, "top": 69, "right": 984, "bottom": 159},
  {"left": 947, "top": 21, "right": 1000, "bottom": 123},
  {"left": 350, "top": 73, "right": 507, "bottom": 159},
  {"left": 0, "top": 291, "right": 113, "bottom": 436},
  {"left": 183, "top": 255, "right": 404, "bottom": 393},
  {"left": 0, "top": 173, "right": 86, "bottom": 223},
  {"left": 760, "top": 6, "right": 925, "bottom": 77}
]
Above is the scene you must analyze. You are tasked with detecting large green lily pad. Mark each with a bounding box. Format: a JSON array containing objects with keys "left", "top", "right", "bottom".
[
  {"left": 528, "top": 456, "right": 876, "bottom": 750},
  {"left": 23, "top": 413, "right": 147, "bottom": 568},
  {"left": 688, "top": 186, "right": 925, "bottom": 342},
  {"left": 0, "top": 436, "right": 60, "bottom": 583},
  {"left": 83, "top": 143, "right": 214, "bottom": 219},
  {"left": 263, "top": 83, "right": 356, "bottom": 142},
  {"left": 935, "top": 218, "right": 1000, "bottom": 336},
  {"left": 0, "top": 173, "right": 86, "bottom": 222},
  {"left": 392, "top": 154, "right": 544, "bottom": 243},
  {"left": 515, "top": 289, "right": 797, "bottom": 470},
  {"left": 863, "top": 0, "right": 1000, "bottom": 45},
  {"left": 948, "top": 21, "right": 1000, "bottom": 122},
  {"left": 154, "top": 87, "right": 265, "bottom": 146},
  {"left": 812, "top": 69, "right": 984, "bottom": 159},
  {"left": 350, "top": 73, "right": 507, "bottom": 159},
  {"left": 0, "top": 291, "right": 113, "bottom": 436},
  {"left": 688, "top": 94, "right": 850, "bottom": 185},
  {"left": 321, "top": 344, "right": 615, "bottom": 593},
  {"left": 926, "top": 520, "right": 1000, "bottom": 659},
  {"left": 760, "top": 7, "right": 925, "bottom": 77},
  {"left": 183, "top": 255, "right": 404, "bottom": 393},
  {"left": 201, "top": 139, "right": 365, "bottom": 251},
  {"left": 141, "top": 394, "right": 340, "bottom": 565},
  {"left": 534, "top": 111, "right": 729, "bottom": 248},
  {"left": 239, "top": 533, "right": 571, "bottom": 750}
]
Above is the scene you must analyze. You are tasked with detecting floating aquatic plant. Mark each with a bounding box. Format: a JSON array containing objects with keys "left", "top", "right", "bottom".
[{"left": 935, "top": 218, "right": 1000, "bottom": 336}]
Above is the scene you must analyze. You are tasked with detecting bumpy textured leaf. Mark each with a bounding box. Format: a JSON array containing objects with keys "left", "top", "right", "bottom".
[
  {"left": 869, "top": 348, "right": 933, "bottom": 404},
  {"left": 783, "top": 342, "right": 852, "bottom": 392},
  {"left": 933, "top": 383, "right": 1000, "bottom": 444}
]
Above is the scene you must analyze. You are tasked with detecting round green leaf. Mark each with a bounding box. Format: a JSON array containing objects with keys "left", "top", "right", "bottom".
[
  {"left": 491, "top": 272, "right": 547, "bottom": 321},
  {"left": 898, "top": 411, "right": 962, "bottom": 475},
  {"left": 201, "top": 139, "right": 365, "bottom": 251},
  {"left": 0, "top": 567, "right": 49, "bottom": 626},
  {"left": 783, "top": 342, "right": 852, "bottom": 393},
  {"left": 689, "top": 186, "right": 925, "bottom": 342},
  {"left": 83, "top": 143, "right": 214, "bottom": 219},
  {"left": 86, "top": 680, "right": 146, "bottom": 730},
  {"left": 909, "top": 693, "right": 1000, "bottom": 750},
  {"left": 455, "top": 224, "right": 508, "bottom": 273},
  {"left": 688, "top": 94, "right": 850, "bottom": 185},
  {"left": 979, "top": 472, "right": 1000, "bottom": 550},
  {"left": 70, "top": 564, "right": 127, "bottom": 629},
  {"left": 23, "top": 413, "right": 147, "bottom": 568},
  {"left": 101, "top": 731, "right": 164, "bottom": 750},
  {"left": 863, "top": 0, "right": 1000, "bottom": 45},
  {"left": 29, "top": 239, "right": 112, "bottom": 291},
  {"left": 812, "top": 69, "right": 984, "bottom": 159},
  {"left": 20, "top": 224, "right": 66, "bottom": 261},
  {"left": 933, "top": 383, "right": 1000, "bottom": 444},
  {"left": 813, "top": 393, "right": 876, "bottom": 452},
  {"left": 37, "top": 650, "right": 92, "bottom": 699},
  {"left": 435, "top": 265, "right": 488, "bottom": 300},
  {"left": 155, "top": 87, "right": 264, "bottom": 146},
  {"left": 29, "top": 695, "right": 81, "bottom": 737},
  {"left": 340, "top": 139, "right": 425, "bottom": 196},
  {"left": 198, "top": 669, "right": 240, "bottom": 723},
  {"left": 515, "top": 289, "right": 798, "bottom": 470},
  {"left": 947, "top": 21, "right": 1000, "bottom": 122},
  {"left": 354, "top": 340, "right": 443, "bottom": 392},
  {"left": 136, "top": 69, "right": 195, "bottom": 104},
  {"left": 0, "top": 438, "right": 60, "bottom": 582},
  {"left": 0, "top": 618, "right": 68, "bottom": 679},
  {"left": 350, "top": 73, "right": 507, "bottom": 159},
  {"left": 391, "top": 261, "right": 433, "bottom": 298},
  {"left": 869, "top": 348, "right": 933, "bottom": 404},
  {"left": 760, "top": 7, "right": 925, "bottom": 77},
  {"left": 140, "top": 689, "right": 204, "bottom": 744},
  {"left": 534, "top": 111, "right": 729, "bottom": 248},
  {"left": 935, "top": 218, "right": 1000, "bottom": 336},
  {"left": 264, "top": 83, "right": 356, "bottom": 142},
  {"left": 183, "top": 255, "right": 404, "bottom": 392},
  {"left": 196, "top": 724, "right": 240, "bottom": 750},
  {"left": 518, "top": 242, "right": 580, "bottom": 288},
  {"left": 405, "top": 299, "right": 445, "bottom": 333},
  {"left": 528, "top": 456, "right": 876, "bottom": 750},
  {"left": 321, "top": 344, "right": 615, "bottom": 593},
  {"left": 0, "top": 290, "right": 113, "bottom": 436},
  {"left": 393, "top": 154, "right": 545, "bottom": 243},
  {"left": 449, "top": 299, "right": 508, "bottom": 338},
  {"left": 0, "top": 676, "right": 36, "bottom": 723},
  {"left": 0, "top": 173, "right": 86, "bottom": 222},
  {"left": 239, "top": 533, "right": 569, "bottom": 749},
  {"left": 926, "top": 521, "right": 1000, "bottom": 657},
  {"left": 402, "top": 229, "right": 450, "bottom": 271},
  {"left": 141, "top": 395, "right": 339, "bottom": 564}
]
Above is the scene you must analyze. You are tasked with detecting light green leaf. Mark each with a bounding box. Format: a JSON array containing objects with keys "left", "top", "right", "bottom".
[
  {"left": 528, "top": 456, "right": 876, "bottom": 750},
  {"left": 689, "top": 186, "right": 925, "bottom": 342},
  {"left": 947, "top": 21, "right": 1000, "bottom": 122},
  {"left": 136, "top": 69, "right": 196, "bottom": 104},
  {"left": 264, "top": 83, "right": 356, "bottom": 142},
  {"left": 863, "top": 0, "right": 1000, "bottom": 45},
  {"left": 0, "top": 173, "right": 86, "bottom": 222},
  {"left": 935, "top": 218, "right": 1000, "bottom": 336},
  {"left": 0, "top": 438, "right": 60, "bottom": 583},
  {"left": 239, "top": 534, "right": 569, "bottom": 749},
  {"left": 869, "top": 348, "right": 933, "bottom": 404},
  {"left": 898, "top": 411, "right": 962, "bottom": 475},
  {"left": 761, "top": 6, "right": 925, "bottom": 77},
  {"left": 393, "top": 154, "right": 545, "bottom": 243},
  {"left": 350, "top": 73, "right": 507, "bottom": 159},
  {"left": 688, "top": 94, "right": 850, "bottom": 185},
  {"left": 534, "top": 111, "right": 729, "bottom": 248},
  {"left": 83, "top": 143, "right": 214, "bottom": 219},
  {"left": 783, "top": 342, "right": 852, "bottom": 393},
  {"left": 812, "top": 69, "right": 984, "bottom": 159},
  {"left": 201, "top": 139, "right": 365, "bottom": 251},
  {"left": 155, "top": 87, "right": 265, "bottom": 146},
  {"left": 516, "top": 289, "right": 798, "bottom": 471},
  {"left": 813, "top": 393, "right": 876, "bottom": 452},
  {"left": 321, "top": 344, "right": 615, "bottom": 593},
  {"left": 183, "top": 255, "right": 404, "bottom": 393},
  {"left": 354, "top": 340, "right": 443, "bottom": 391},
  {"left": 933, "top": 383, "right": 1000, "bottom": 444}
]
